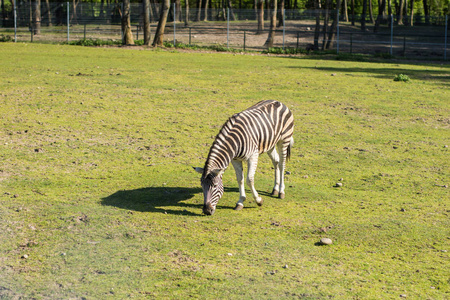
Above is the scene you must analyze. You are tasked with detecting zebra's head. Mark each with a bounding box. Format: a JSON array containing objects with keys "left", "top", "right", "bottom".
[{"left": 194, "top": 167, "right": 225, "bottom": 215}]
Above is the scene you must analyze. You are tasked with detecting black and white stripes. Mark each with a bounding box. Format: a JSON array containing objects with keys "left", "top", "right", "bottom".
[{"left": 195, "top": 100, "right": 294, "bottom": 215}]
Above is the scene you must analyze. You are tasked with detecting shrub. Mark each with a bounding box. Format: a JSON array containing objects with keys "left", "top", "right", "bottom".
[
  {"left": 0, "top": 34, "right": 13, "bottom": 42},
  {"left": 394, "top": 74, "right": 411, "bottom": 82}
]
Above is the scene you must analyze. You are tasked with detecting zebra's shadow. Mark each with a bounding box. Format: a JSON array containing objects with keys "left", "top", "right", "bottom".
[{"left": 101, "top": 186, "right": 239, "bottom": 216}]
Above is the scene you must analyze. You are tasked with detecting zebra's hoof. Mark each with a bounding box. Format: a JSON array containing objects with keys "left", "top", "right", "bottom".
[
  {"left": 279, "top": 193, "right": 285, "bottom": 199},
  {"left": 256, "top": 198, "right": 263, "bottom": 206},
  {"left": 271, "top": 189, "right": 279, "bottom": 197},
  {"left": 234, "top": 204, "right": 243, "bottom": 211}
]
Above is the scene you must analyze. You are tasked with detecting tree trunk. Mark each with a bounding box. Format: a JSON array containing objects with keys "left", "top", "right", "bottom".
[
  {"left": 175, "top": 0, "right": 181, "bottom": 21},
  {"left": 423, "top": 0, "right": 429, "bottom": 25},
  {"left": 202, "top": 0, "right": 209, "bottom": 21},
  {"left": 361, "top": 0, "right": 367, "bottom": 31},
  {"left": 196, "top": 0, "right": 202, "bottom": 21},
  {"left": 342, "top": 0, "right": 348, "bottom": 22},
  {"left": 369, "top": 0, "right": 374, "bottom": 23},
  {"left": 351, "top": 0, "right": 354, "bottom": 25},
  {"left": 1, "top": 0, "right": 5, "bottom": 27},
  {"left": 397, "top": 0, "right": 404, "bottom": 24},
  {"left": 278, "top": 0, "right": 284, "bottom": 27},
  {"left": 374, "top": 0, "right": 386, "bottom": 32},
  {"left": 227, "top": 0, "right": 236, "bottom": 21},
  {"left": 122, "top": 0, "right": 135, "bottom": 45},
  {"left": 256, "top": 0, "right": 264, "bottom": 34},
  {"left": 152, "top": 0, "right": 169, "bottom": 46},
  {"left": 325, "top": 0, "right": 341, "bottom": 49},
  {"left": 33, "top": 0, "right": 41, "bottom": 35},
  {"left": 185, "top": 0, "right": 189, "bottom": 25},
  {"left": 143, "top": 0, "right": 151, "bottom": 45},
  {"left": 45, "top": 0, "right": 52, "bottom": 26},
  {"left": 409, "top": 0, "right": 413, "bottom": 26},
  {"left": 321, "top": 0, "right": 330, "bottom": 50},
  {"left": 71, "top": 0, "right": 78, "bottom": 24},
  {"left": 264, "top": 0, "right": 277, "bottom": 47},
  {"left": 313, "top": 0, "right": 321, "bottom": 50}
]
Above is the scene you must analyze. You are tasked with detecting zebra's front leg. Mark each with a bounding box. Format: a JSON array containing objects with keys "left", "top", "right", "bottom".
[
  {"left": 231, "top": 160, "right": 246, "bottom": 211},
  {"left": 247, "top": 153, "right": 263, "bottom": 206},
  {"left": 277, "top": 141, "right": 288, "bottom": 199}
]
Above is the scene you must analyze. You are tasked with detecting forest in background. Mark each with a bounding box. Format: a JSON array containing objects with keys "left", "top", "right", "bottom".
[{"left": 1, "top": 0, "right": 449, "bottom": 48}]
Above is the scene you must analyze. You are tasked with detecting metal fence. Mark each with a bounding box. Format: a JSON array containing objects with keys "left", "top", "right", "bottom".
[{"left": 1, "top": 2, "right": 448, "bottom": 59}]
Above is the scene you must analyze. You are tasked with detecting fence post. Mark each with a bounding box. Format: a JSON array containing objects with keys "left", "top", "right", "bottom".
[
  {"left": 390, "top": 14, "right": 393, "bottom": 56},
  {"left": 296, "top": 32, "right": 299, "bottom": 50},
  {"left": 173, "top": 3, "right": 176, "bottom": 47},
  {"left": 227, "top": 8, "right": 229, "bottom": 49},
  {"left": 244, "top": 30, "right": 246, "bottom": 51},
  {"left": 189, "top": 27, "right": 191, "bottom": 45},
  {"left": 14, "top": 0, "right": 17, "bottom": 42},
  {"left": 84, "top": 24, "right": 87, "bottom": 40},
  {"left": 445, "top": 15, "right": 448, "bottom": 60},
  {"left": 67, "top": 2, "right": 70, "bottom": 42}
]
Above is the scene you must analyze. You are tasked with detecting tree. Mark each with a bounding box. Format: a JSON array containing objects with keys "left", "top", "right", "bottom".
[
  {"left": 342, "top": 0, "right": 348, "bottom": 22},
  {"left": 325, "top": 0, "right": 341, "bottom": 49},
  {"left": 361, "top": 0, "right": 367, "bottom": 31},
  {"left": 44, "top": 0, "right": 52, "bottom": 26},
  {"left": 153, "top": 0, "right": 170, "bottom": 46},
  {"left": 122, "top": 0, "right": 135, "bottom": 45},
  {"left": 143, "top": 0, "right": 151, "bottom": 45},
  {"left": 321, "top": 0, "right": 330, "bottom": 50},
  {"left": 33, "top": 0, "right": 41, "bottom": 35},
  {"left": 185, "top": 0, "right": 190, "bottom": 25},
  {"left": 264, "top": 0, "right": 277, "bottom": 47},
  {"left": 313, "top": 0, "right": 322, "bottom": 50},
  {"left": 374, "top": 0, "right": 386, "bottom": 32},
  {"left": 256, "top": 0, "right": 264, "bottom": 34}
]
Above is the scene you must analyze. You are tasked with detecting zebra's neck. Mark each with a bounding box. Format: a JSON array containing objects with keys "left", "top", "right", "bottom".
[{"left": 204, "top": 116, "right": 238, "bottom": 174}]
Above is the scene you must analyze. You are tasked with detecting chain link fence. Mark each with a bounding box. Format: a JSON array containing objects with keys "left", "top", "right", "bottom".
[{"left": 1, "top": 2, "right": 448, "bottom": 59}]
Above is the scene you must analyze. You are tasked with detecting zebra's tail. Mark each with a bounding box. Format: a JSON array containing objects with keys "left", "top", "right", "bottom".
[{"left": 286, "top": 137, "right": 294, "bottom": 161}]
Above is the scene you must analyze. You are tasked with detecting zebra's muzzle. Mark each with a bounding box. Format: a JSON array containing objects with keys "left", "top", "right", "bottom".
[{"left": 203, "top": 204, "right": 215, "bottom": 216}]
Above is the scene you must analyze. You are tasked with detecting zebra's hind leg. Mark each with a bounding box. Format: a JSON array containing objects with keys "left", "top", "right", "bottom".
[
  {"left": 277, "top": 138, "right": 292, "bottom": 199},
  {"left": 267, "top": 147, "right": 280, "bottom": 197},
  {"left": 246, "top": 153, "right": 263, "bottom": 206},
  {"left": 231, "top": 160, "right": 246, "bottom": 211}
]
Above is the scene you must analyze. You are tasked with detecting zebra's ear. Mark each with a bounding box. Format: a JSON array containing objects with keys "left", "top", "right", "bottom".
[{"left": 193, "top": 167, "right": 204, "bottom": 174}]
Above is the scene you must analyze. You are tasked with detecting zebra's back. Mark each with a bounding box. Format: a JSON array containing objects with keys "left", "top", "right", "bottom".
[{"left": 229, "top": 100, "right": 294, "bottom": 158}]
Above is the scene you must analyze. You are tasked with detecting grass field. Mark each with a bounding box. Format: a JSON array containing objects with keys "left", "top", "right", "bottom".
[{"left": 0, "top": 43, "right": 449, "bottom": 299}]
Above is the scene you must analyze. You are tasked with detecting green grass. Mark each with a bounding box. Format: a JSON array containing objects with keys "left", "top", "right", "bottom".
[{"left": 0, "top": 43, "right": 449, "bottom": 299}]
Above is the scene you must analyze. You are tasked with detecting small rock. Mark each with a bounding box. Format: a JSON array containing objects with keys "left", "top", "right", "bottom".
[
  {"left": 21, "top": 254, "right": 28, "bottom": 259},
  {"left": 227, "top": 253, "right": 233, "bottom": 256},
  {"left": 285, "top": 171, "right": 291, "bottom": 175},
  {"left": 334, "top": 182, "right": 343, "bottom": 188},
  {"left": 331, "top": 73, "right": 337, "bottom": 76},
  {"left": 302, "top": 175, "right": 309, "bottom": 179},
  {"left": 61, "top": 252, "right": 66, "bottom": 256},
  {"left": 319, "top": 238, "right": 333, "bottom": 245},
  {"left": 400, "top": 294, "right": 407, "bottom": 298},
  {"left": 283, "top": 264, "right": 288, "bottom": 269},
  {"left": 400, "top": 208, "right": 406, "bottom": 212},
  {"left": 444, "top": 145, "right": 448, "bottom": 148}
]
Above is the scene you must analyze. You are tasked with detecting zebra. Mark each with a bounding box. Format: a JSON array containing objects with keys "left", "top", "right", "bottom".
[{"left": 194, "top": 100, "right": 294, "bottom": 215}]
